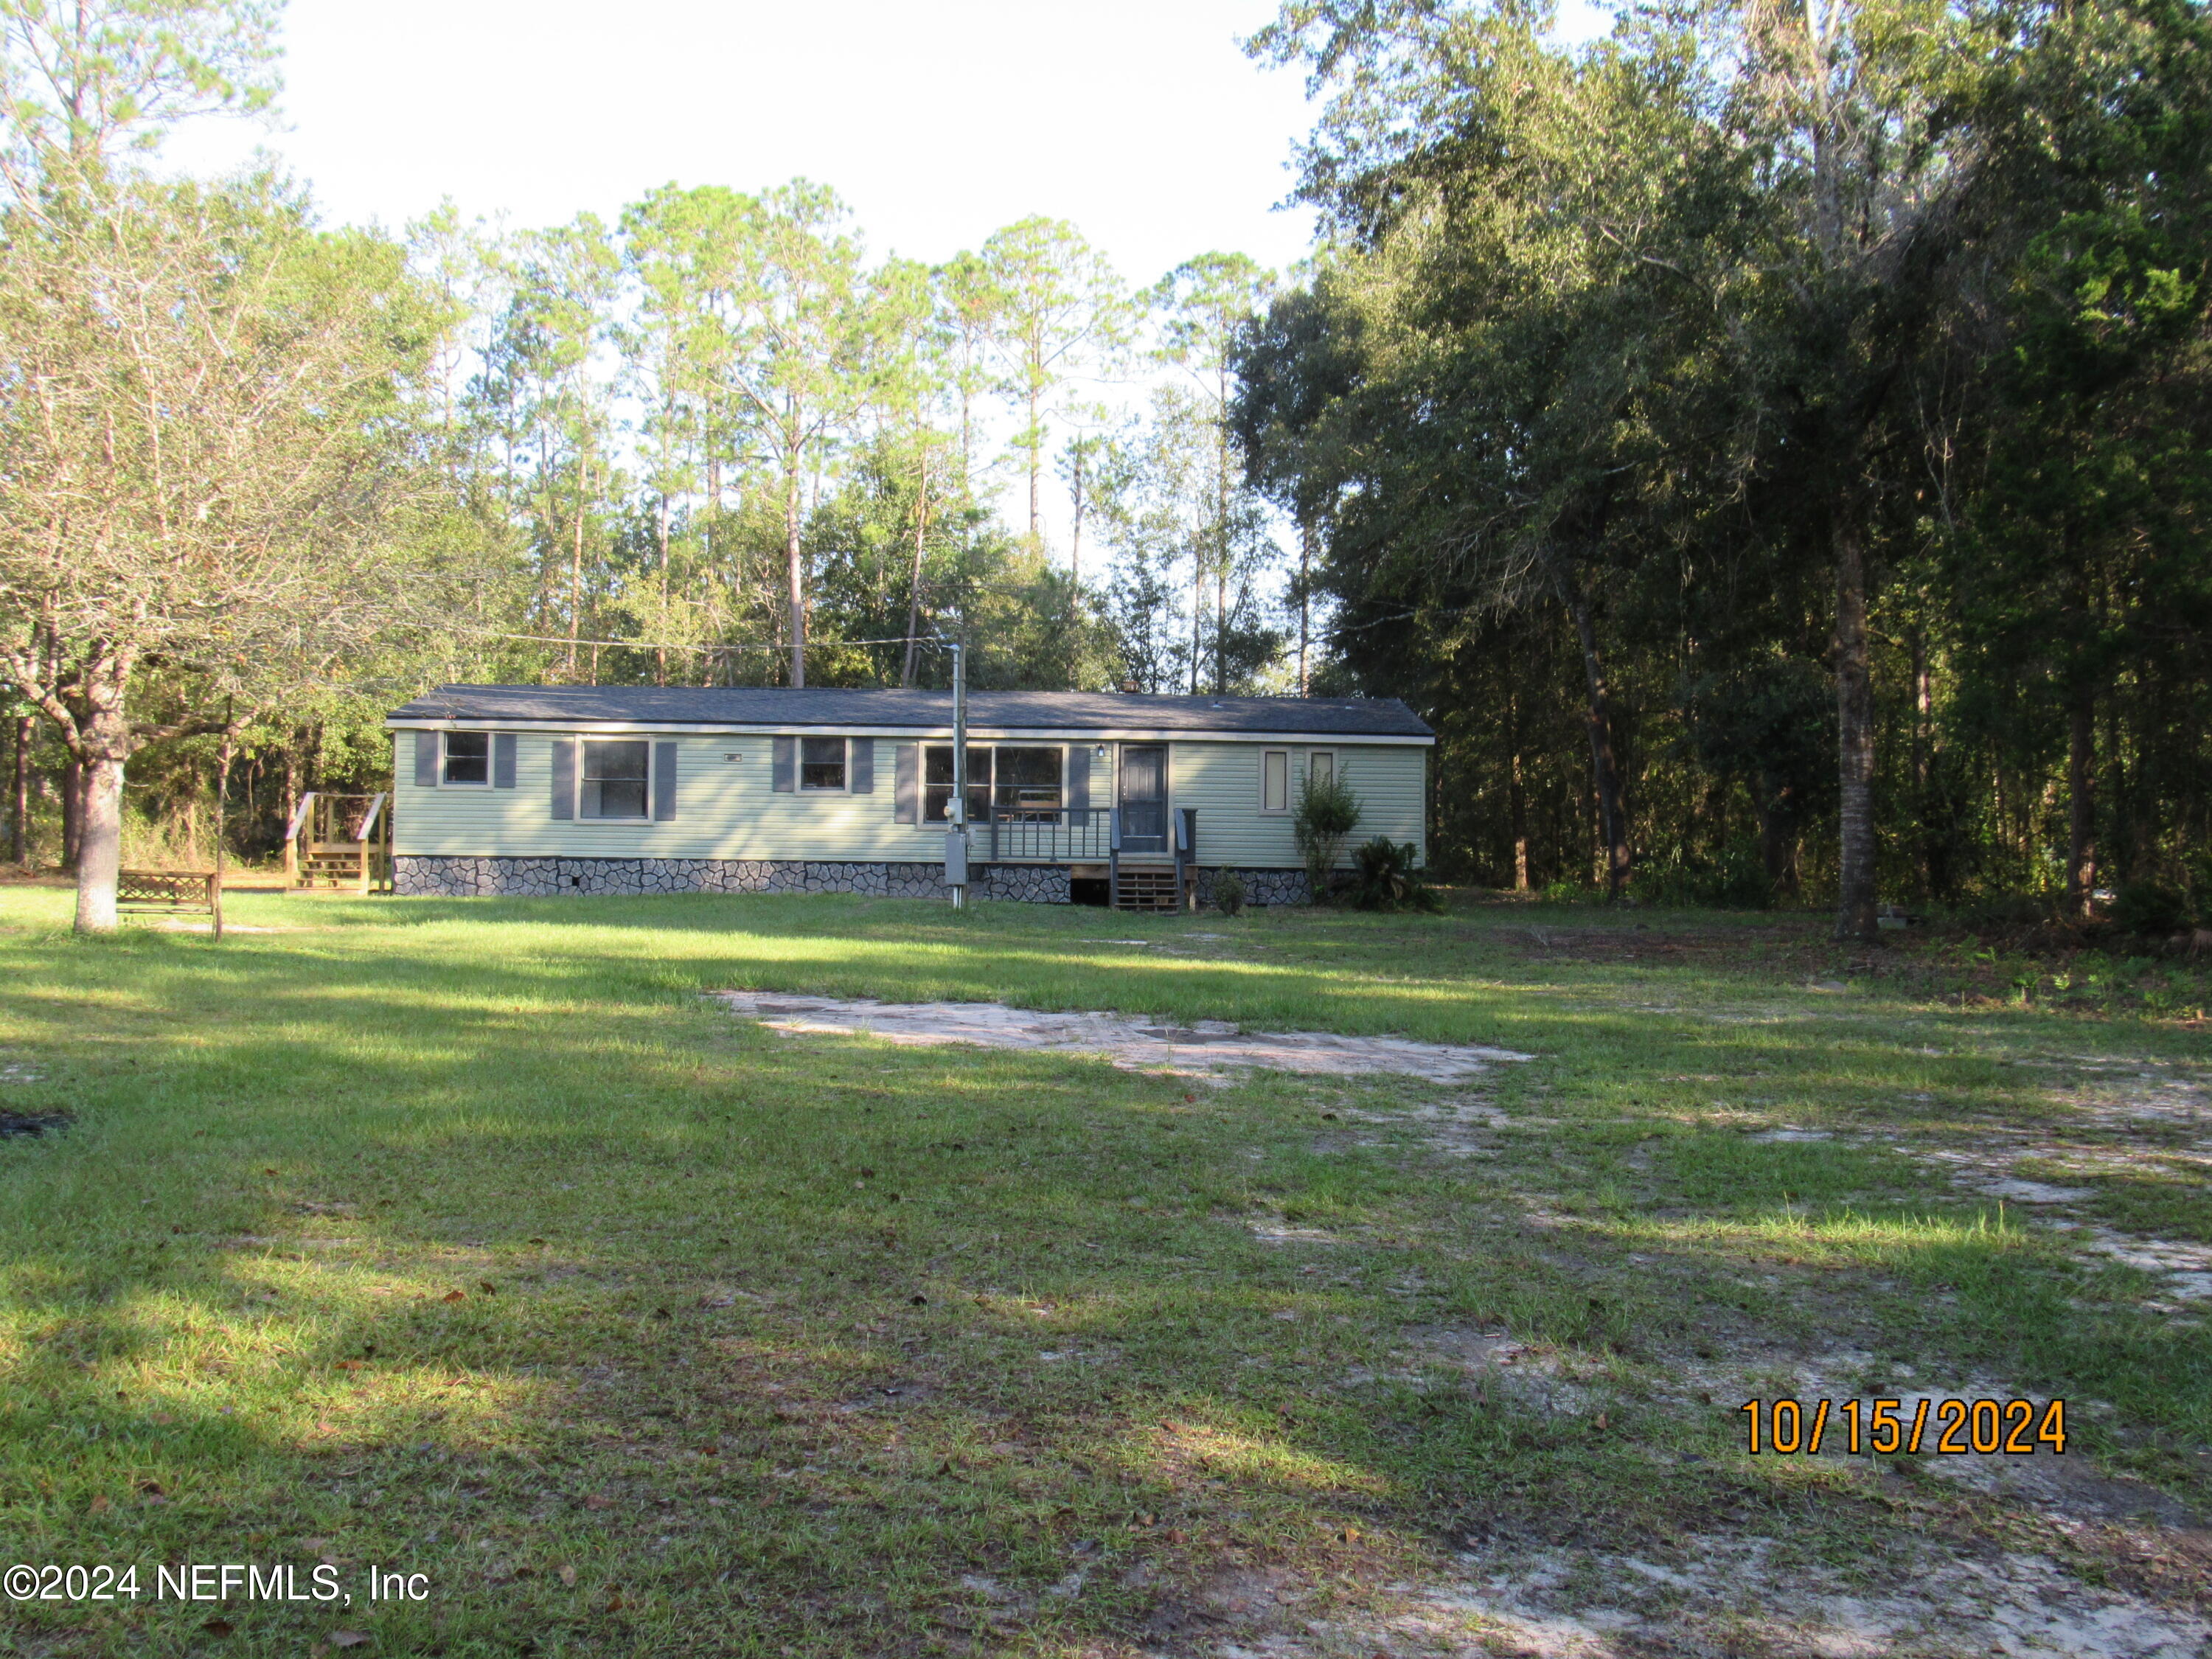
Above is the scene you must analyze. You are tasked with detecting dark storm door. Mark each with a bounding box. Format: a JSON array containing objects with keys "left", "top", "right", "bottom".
[{"left": 1119, "top": 745, "right": 1167, "bottom": 852}]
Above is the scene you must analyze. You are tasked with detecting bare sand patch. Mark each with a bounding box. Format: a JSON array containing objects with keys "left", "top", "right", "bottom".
[
  {"left": 1180, "top": 1535, "right": 2209, "bottom": 1658},
  {"left": 714, "top": 992, "right": 1534, "bottom": 1082}
]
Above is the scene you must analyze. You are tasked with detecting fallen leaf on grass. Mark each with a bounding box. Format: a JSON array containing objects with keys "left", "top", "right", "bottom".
[
  {"left": 442, "top": 1290, "right": 465, "bottom": 1304},
  {"left": 335, "top": 1360, "right": 365, "bottom": 1372},
  {"left": 1595, "top": 1411, "right": 1610, "bottom": 1432},
  {"left": 478, "top": 1281, "right": 498, "bottom": 1295},
  {"left": 559, "top": 1565, "right": 577, "bottom": 1586},
  {"left": 582, "top": 1495, "right": 615, "bottom": 1510},
  {"left": 202, "top": 1617, "right": 234, "bottom": 1637},
  {"left": 88, "top": 1494, "right": 110, "bottom": 1514},
  {"left": 329, "top": 1632, "right": 371, "bottom": 1649}
]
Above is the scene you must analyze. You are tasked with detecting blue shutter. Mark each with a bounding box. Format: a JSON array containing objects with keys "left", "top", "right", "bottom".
[
  {"left": 550, "top": 740, "right": 574, "bottom": 820},
  {"left": 894, "top": 743, "right": 919, "bottom": 824},
  {"left": 849, "top": 738, "right": 874, "bottom": 793},
  {"left": 653, "top": 741, "right": 678, "bottom": 821},
  {"left": 772, "top": 736, "right": 796, "bottom": 793},
  {"left": 414, "top": 731, "right": 438, "bottom": 788},
  {"left": 493, "top": 733, "right": 517, "bottom": 789},
  {"left": 1065, "top": 745, "right": 1089, "bottom": 815}
]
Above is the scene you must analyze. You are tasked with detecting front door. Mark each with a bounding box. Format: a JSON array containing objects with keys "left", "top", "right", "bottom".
[{"left": 1119, "top": 745, "right": 1166, "bottom": 851}]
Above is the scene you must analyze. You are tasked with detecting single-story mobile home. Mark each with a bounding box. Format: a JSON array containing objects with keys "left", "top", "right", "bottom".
[{"left": 384, "top": 686, "right": 1434, "bottom": 908}]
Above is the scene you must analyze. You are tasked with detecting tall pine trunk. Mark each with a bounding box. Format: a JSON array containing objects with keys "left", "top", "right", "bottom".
[
  {"left": 9, "top": 715, "right": 27, "bottom": 866},
  {"left": 2065, "top": 698, "right": 2096, "bottom": 919},
  {"left": 902, "top": 459, "right": 930, "bottom": 689},
  {"left": 1563, "top": 582, "right": 1630, "bottom": 900},
  {"left": 1832, "top": 512, "right": 1879, "bottom": 942},
  {"left": 785, "top": 445, "right": 807, "bottom": 688}
]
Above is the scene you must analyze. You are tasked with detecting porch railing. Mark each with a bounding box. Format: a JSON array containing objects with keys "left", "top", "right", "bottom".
[{"left": 983, "top": 804, "right": 1116, "bottom": 863}]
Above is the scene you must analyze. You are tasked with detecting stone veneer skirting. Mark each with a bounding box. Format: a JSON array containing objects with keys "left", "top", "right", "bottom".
[
  {"left": 394, "top": 855, "right": 1310, "bottom": 906},
  {"left": 1193, "top": 866, "right": 1312, "bottom": 907}
]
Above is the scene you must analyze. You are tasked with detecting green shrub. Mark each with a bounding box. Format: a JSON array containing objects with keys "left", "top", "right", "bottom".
[
  {"left": 1636, "top": 844, "right": 1775, "bottom": 910},
  {"left": 2112, "top": 881, "right": 2190, "bottom": 936},
  {"left": 1350, "top": 838, "right": 1443, "bottom": 912},
  {"left": 1293, "top": 769, "right": 1363, "bottom": 902},
  {"left": 1212, "top": 870, "right": 1248, "bottom": 917}
]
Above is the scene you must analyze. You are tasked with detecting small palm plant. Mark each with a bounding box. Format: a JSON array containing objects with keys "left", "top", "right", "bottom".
[{"left": 1351, "top": 838, "right": 1443, "bottom": 912}]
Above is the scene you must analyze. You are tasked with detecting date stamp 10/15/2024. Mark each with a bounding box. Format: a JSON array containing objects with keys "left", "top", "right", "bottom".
[{"left": 1739, "top": 1397, "right": 2068, "bottom": 1457}]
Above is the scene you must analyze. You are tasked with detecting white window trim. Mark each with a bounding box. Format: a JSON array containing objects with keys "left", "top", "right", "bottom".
[
  {"left": 1259, "top": 748, "right": 1290, "bottom": 815},
  {"left": 442, "top": 730, "right": 492, "bottom": 787},
  {"left": 577, "top": 737, "right": 654, "bottom": 824},
  {"left": 799, "top": 735, "right": 849, "bottom": 793}
]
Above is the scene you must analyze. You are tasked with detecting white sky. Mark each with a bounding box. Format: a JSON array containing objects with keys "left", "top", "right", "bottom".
[
  {"left": 167, "top": 0, "right": 1617, "bottom": 290},
  {"left": 164, "top": 0, "right": 1615, "bottom": 570}
]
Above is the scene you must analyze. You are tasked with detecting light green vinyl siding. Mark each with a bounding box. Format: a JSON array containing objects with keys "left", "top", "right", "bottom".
[
  {"left": 392, "top": 732, "right": 1429, "bottom": 867},
  {"left": 392, "top": 734, "right": 952, "bottom": 862},
  {"left": 1167, "top": 741, "right": 1425, "bottom": 869}
]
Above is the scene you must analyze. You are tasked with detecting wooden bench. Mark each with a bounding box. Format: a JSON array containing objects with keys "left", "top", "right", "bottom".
[{"left": 116, "top": 870, "right": 223, "bottom": 939}]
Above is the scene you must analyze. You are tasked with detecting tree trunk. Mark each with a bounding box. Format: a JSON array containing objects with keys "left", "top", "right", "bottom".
[
  {"left": 62, "top": 759, "right": 83, "bottom": 869},
  {"left": 568, "top": 454, "right": 588, "bottom": 678},
  {"left": 1509, "top": 747, "right": 1529, "bottom": 892},
  {"left": 1832, "top": 512, "right": 1879, "bottom": 942},
  {"left": 1027, "top": 382, "right": 1042, "bottom": 545},
  {"left": 1296, "top": 521, "right": 1313, "bottom": 697},
  {"left": 786, "top": 447, "right": 807, "bottom": 688},
  {"left": 902, "top": 458, "right": 930, "bottom": 689},
  {"left": 2065, "top": 697, "right": 2096, "bottom": 920},
  {"left": 71, "top": 664, "right": 135, "bottom": 933},
  {"left": 1759, "top": 786, "right": 1800, "bottom": 896},
  {"left": 1189, "top": 547, "right": 1206, "bottom": 695},
  {"left": 9, "top": 715, "right": 27, "bottom": 867},
  {"left": 1563, "top": 582, "right": 1630, "bottom": 901}
]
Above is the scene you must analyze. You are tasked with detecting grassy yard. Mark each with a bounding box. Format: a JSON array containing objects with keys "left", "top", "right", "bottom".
[{"left": 1, "top": 888, "right": 2207, "bottom": 1658}]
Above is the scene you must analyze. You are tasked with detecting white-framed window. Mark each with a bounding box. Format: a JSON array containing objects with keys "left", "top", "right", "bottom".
[
  {"left": 801, "top": 736, "right": 848, "bottom": 791},
  {"left": 924, "top": 745, "right": 1063, "bottom": 823},
  {"left": 580, "top": 739, "right": 650, "bottom": 820},
  {"left": 1260, "top": 748, "right": 1290, "bottom": 814},
  {"left": 443, "top": 730, "right": 490, "bottom": 786},
  {"left": 1307, "top": 749, "right": 1338, "bottom": 790}
]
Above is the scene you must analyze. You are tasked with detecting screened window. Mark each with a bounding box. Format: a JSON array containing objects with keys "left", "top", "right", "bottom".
[
  {"left": 921, "top": 745, "right": 1062, "bottom": 823},
  {"left": 444, "top": 731, "right": 490, "bottom": 786},
  {"left": 992, "top": 746, "right": 1062, "bottom": 820},
  {"left": 1261, "top": 749, "right": 1288, "bottom": 813},
  {"left": 924, "top": 745, "right": 992, "bottom": 824},
  {"left": 580, "top": 740, "right": 650, "bottom": 820},
  {"left": 1308, "top": 751, "right": 1336, "bottom": 790},
  {"left": 801, "top": 737, "right": 847, "bottom": 791}
]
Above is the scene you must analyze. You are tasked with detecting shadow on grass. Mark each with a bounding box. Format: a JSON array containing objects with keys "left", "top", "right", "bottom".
[{"left": 1, "top": 895, "right": 2205, "bottom": 1653}]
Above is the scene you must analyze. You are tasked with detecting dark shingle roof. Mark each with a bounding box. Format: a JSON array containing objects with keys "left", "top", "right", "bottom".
[{"left": 386, "top": 685, "right": 1432, "bottom": 739}]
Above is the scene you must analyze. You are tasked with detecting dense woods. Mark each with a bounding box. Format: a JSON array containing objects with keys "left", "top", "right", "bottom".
[
  {"left": 1237, "top": 0, "right": 2212, "bottom": 937},
  {"left": 1, "top": 0, "right": 2206, "bottom": 936}
]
